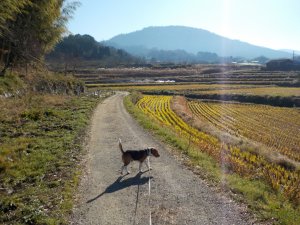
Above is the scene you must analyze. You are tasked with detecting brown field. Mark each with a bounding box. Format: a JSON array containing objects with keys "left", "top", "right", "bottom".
[
  {"left": 70, "top": 64, "right": 300, "bottom": 86},
  {"left": 78, "top": 65, "right": 299, "bottom": 108}
]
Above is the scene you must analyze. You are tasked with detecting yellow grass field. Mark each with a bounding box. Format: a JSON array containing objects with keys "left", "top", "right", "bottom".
[
  {"left": 188, "top": 100, "right": 300, "bottom": 161},
  {"left": 136, "top": 95, "right": 300, "bottom": 205},
  {"left": 92, "top": 83, "right": 300, "bottom": 97}
]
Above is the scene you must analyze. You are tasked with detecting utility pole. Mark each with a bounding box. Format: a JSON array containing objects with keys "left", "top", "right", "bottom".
[{"left": 293, "top": 50, "right": 295, "bottom": 62}]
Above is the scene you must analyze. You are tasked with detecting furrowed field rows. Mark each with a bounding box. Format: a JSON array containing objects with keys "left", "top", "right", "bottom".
[
  {"left": 197, "top": 87, "right": 300, "bottom": 97},
  {"left": 188, "top": 101, "right": 300, "bottom": 162},
  {"left": 137, "top": 96, "right": 218, "bottom": 146},
  {"left": 136, "top": 95, "right": 300, "bottom": 205}
]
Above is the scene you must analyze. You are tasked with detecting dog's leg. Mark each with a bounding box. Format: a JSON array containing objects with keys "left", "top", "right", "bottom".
[
  {"left": 125, "top": 165, "right": 130, "bottom": 174},
  {"left": 145, "top": 157, "right": 152, "bottom": 171},
  {"left": 121, "top": 165, "right": 130, "bottom": 175},
  {"left": 121, "top": 165, "right": 125, "bottom": 175},
  {"left": 139, "top": 162, "right": 143, "bottom": 172}
]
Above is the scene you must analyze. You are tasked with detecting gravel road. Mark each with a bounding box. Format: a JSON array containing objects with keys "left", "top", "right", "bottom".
[{"left": 71, "top": 92, "right": 253, "bottom": 225}]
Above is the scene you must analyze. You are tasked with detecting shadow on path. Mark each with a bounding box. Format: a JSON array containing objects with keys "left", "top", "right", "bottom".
[{"left": 87, "top": 172, "right": 152, "bottom": 203}]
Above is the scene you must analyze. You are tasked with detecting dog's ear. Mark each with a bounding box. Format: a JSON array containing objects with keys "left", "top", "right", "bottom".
[{"left": 151, "top": 148, "right": 160, "bottom": 157}]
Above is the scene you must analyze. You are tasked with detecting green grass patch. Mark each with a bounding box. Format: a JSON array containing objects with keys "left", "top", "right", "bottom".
[
  {"left": 124, "top": 94, "right": 300, "bottom": 225},
  {"left": 0, "top": 72, "right": 26, "bottom": 95},
  {"left": 0, "top": 93, "right": 110, "bottom": 224},
  {"left": 227, "top": 175, "right": 300, "bottom": 224}
]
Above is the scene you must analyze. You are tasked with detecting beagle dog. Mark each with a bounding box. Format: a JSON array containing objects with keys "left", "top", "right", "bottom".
[{"left": 118, "top": 139, "right": 160, "bottom": 174}]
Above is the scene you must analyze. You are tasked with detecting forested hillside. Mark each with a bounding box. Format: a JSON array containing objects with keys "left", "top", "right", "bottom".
[{"left": 47, "top": 34, "right": 143, "bottom": 68}]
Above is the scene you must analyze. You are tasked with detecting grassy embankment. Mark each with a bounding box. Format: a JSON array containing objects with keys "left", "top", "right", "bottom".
[
  {"left": 124, "top": 92, "right": 300, "bottom": 225},
  {"left": 0, "top": 72, "right": 110, "bottom": 224}
]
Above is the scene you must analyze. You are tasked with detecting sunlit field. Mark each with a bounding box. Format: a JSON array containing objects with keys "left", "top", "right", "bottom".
[
  {"left": 136, "top": 95, "right": 300, "bottom": 205},
  {"left": 197, "top": 86, "right": 300, "bottom": 97},
  {"left": 188, "top": 100, "right": 300, "bottom": 161},
  {"left": 90, "top": 83, "right": 300, "bottom": 97}
]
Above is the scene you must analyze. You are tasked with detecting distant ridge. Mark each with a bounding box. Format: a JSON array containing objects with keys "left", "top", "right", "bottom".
[{"left": 105, "top": 26, "right": 291, "bottom": 59}]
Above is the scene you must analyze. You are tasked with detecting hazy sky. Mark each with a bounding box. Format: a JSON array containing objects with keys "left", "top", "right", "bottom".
[{"left": 68, "top": 0, "right": 300, "bottom": 51}]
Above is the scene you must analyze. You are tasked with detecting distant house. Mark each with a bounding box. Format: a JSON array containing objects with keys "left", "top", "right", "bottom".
[
  {"left": 266, "top": 58, "right": 300, "bottom": 71},
  {"left": 266, "top": 59, "right": 293, "bottom": 70}
]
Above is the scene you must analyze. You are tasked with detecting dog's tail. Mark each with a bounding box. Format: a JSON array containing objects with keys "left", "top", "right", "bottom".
[{"left": 118, "top": 138, "right": 124, "bottom": 153}]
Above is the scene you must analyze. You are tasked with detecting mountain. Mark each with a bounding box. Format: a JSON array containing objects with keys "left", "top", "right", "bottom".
[{"left": 105, "top": 26, "right": 291, "bottom": 60}]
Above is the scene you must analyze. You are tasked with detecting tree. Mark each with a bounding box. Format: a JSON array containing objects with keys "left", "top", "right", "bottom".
[
  {"left": 0, "top": 0, "right": 80, "bottom": 76},
  {"left": 0, "top": 0, "right": 30, "bottom": 34}
]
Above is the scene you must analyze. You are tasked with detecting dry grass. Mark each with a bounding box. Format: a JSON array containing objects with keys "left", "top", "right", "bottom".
[
  {"left": 0, "top": 92, "right": 107, "bottom": 224},
  {"left": 37, "top": 94, "right": 69, "bottom": 106}
]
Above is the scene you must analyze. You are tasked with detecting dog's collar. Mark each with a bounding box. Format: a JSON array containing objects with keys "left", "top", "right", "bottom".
[{"left": 146, "top": 148, "right": 151, "bottom": 156}]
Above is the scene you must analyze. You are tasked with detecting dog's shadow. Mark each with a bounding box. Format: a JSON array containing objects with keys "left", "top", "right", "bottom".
[{"left": 86, "top": 172, "right": 152, "bottom": 203}]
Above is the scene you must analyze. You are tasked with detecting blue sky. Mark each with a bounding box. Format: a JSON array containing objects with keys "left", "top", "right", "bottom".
[{"left": 67, "top": 0, "right": 300, "bottom": 51}]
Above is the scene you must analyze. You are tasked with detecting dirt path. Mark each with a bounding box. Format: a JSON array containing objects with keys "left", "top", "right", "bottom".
[{"left": 71, "top": 92, "right": 253, "bottom": 225}]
